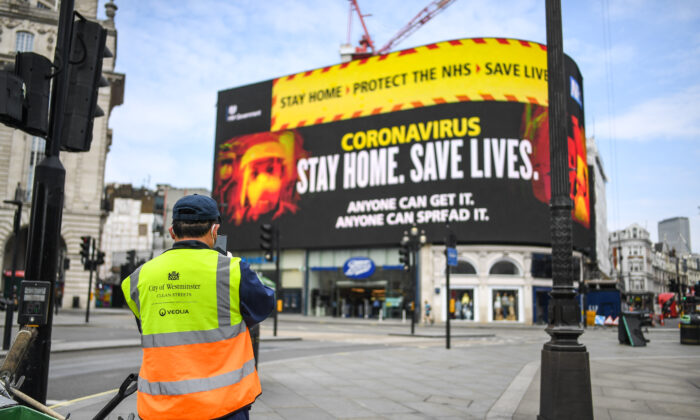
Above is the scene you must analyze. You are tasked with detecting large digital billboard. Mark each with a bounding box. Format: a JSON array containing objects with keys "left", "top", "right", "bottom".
[{"left": 213, "top": 38, "right": 592, "bottom": 251}]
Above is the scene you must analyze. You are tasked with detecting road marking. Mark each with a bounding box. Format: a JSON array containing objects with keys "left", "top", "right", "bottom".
[
  {"left": 48, "top": 388, "right": 117, "bottom": 409},
  {"left": 486, "top": 360, "right": 539, "bottom": 419}
]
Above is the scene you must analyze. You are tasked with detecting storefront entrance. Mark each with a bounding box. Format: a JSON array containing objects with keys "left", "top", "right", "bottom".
[
  {"left": 338, "top": 280, "right": 386, "bottom": 318},
  {"left": 533, "top": 286, "right": 551, "bottom": 324},
  {"left": 308, "top": 266, "right": 410, "bottom": 319}
]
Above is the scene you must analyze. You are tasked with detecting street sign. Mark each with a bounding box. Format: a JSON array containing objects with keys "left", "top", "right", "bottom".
[{"left": 447, "top": 247, "right": 458, "bottom": 267}]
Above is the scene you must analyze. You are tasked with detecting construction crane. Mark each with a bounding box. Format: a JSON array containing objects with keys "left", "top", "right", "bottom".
[{"left": 341, "top": 0, "right": 457, "bottom": 61}]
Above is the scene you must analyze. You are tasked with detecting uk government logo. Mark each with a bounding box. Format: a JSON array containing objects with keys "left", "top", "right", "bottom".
[
  {"left": 226, "top": 104, "right": 262, "bottom": 122},
  {"left": 159, "top": 308, "right": 190, "bottom": 316}
]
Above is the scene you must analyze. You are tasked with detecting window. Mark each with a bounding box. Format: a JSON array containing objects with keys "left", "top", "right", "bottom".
[
  {"left": 531, "top": 253, "right": 552, "bottom": 278},
  {"left": 15, "top": 31, "right": 34, "bottom": 52},
  {"left": 449, "top": 289, "right": 474, "bottom": 321},
  {"left": 450, "top": 260, "right": 476, "bottom": 275},
  {"left": 492, "top": 289, "right": 519, "bottom": 321},
  {"left": 489, "top": 260, "right": 519, "bottom": 275},
  {"left": 37, "top": 0, "right": 56, "bottom": 9},
  {"left": 26, "top": 137, "right": 46, "bottom": 201},
  {"left": 154, "top": 196, "right": 165, "bottom": 213}
]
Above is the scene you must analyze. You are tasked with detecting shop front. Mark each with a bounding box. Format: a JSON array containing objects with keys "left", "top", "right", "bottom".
[
  {"left": 308, "top": 259, "right": 410, "bottom": 319},
  {"left": 431, "top": 245, "right": 585, "bottom": 325}
]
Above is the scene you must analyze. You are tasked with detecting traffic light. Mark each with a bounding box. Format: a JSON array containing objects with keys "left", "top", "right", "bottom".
[
  {"left": 79, "top": 236, "right": 91, "bottom": 262},
  {"left": 0, "top": 70, "right": 24, "bottom": 129},
  {"left": 95, "top": 250, "right": 105, "bottom": 266},
  {"left": 126, "top": 250, "right": 136, "bottom": 266},
  {"left": 260, "top": 224, "right": 274, "bottom": 262},
  {"left": 60, "top": 18, "right": 111, "bottom": 152},
  {"left": 399, "top": 243, "right": 411, "bottom": 271},
  {"left": 14, "top": 52, "right": 52, "bottom": 137},
  {"left": 669, "top": 279, "right": 678, "bottom": 293}
]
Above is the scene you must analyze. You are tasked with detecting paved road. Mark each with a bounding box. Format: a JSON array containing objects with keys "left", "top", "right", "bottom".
[{"left": 1, "top": 309, "right": 699, "bottom": 419}]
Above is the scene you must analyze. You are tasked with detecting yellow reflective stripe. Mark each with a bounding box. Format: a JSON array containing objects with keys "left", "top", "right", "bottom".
[
  {"left": 141, "top": 322, "right": 246, "bottom": 348},
  {"left": 216, "top": 254, "right": 230, "bottom": 326},
  {"left": 229, "top": 258, "right": 242, "bottom": 324},
  {"left": 138, "top": 358, "right": 256, "bottom": 396},
  {"left": 130, "top": 266, "right": 142, "bottom": 314}
]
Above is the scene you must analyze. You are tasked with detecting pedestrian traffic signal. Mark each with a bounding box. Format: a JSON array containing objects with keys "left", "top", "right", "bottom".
[
  {"left": 79, "top": 236, "right": 91, "bottom": 262},
  {"left": 60, "top": 18, "right": 111, "bottom": 152},
  {"left": 260, "top": 224, "right": 274, "bottom": 262},
  {"left": 399, "top": 243, "right": 410, "bottom": 271}
]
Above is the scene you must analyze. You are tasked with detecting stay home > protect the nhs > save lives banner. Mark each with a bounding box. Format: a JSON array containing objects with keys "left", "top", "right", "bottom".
[{"left": 213, "top": 38, "right": 592, "bottom": 251}]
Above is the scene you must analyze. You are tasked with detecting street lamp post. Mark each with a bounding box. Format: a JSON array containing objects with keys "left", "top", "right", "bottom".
[
  {"left": 402, "top": 226, "right": 426, "bottom": 335},
  {"left": 539, "top": 1, "right": 593, "bottom": 418}
]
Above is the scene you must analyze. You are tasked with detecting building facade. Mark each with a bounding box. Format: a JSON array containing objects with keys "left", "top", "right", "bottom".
[
  {"left": 95, "top": 183, "right": 210, "bottom": 307},
  {"left": 0, "top": 0, "right": 124, "bottom": 308},
  {"left": 155, "top": 184, "right": 210, "bottom": 249},
  {"left": 609, "top": 224, "right": 655, "bottom": 295},
  {"left": 658, "top": 217, "right": 692, "bottom": 255},
  {"left": 585, "top": 136, "right": 611, "bottom": 283}
]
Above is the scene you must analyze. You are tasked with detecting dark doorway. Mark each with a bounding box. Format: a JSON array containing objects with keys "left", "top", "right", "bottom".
[{"left": 533, "top": 287, "right": 551, "bottom": 324}]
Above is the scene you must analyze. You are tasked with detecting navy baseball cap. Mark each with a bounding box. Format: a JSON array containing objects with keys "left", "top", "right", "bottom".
[{"left": 172, "top": 194, "right": 221, "bottom": 222}]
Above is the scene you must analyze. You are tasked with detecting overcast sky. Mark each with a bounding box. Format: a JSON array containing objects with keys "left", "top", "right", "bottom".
[{"left": 98, "top": 0, "right": 700, "bottom": 251}]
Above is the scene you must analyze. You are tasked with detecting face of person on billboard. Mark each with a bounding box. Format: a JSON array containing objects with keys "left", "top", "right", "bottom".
[
  {"left": 241, "top": 147, "right": 284, "bottom": 216},
  {"left": 214, "top": 130, "right": 308, "bottom": 225},
  {"left": 520, "top": 105, "right": 590, "bottom": 229}
]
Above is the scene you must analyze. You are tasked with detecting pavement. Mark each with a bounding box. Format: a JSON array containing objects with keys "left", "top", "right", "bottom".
[{"left": 3, "top": 309, "right": 700, "bottom": 419}]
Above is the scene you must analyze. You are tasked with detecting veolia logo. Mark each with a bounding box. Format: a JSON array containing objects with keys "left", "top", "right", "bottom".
[
  {"left": 343, "top": 257, "right": 376, "bottom": 279},
  {"left": 159, "top": 308, "right": 190, "bottom": 316}
]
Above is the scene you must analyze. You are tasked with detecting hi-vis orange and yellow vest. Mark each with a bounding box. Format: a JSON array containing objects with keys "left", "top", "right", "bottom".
[{"left": 121, "top": 248, "right": 260, "bottom": 419}]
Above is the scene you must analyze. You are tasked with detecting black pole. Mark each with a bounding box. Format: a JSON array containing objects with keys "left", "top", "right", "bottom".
[
  {"left": 538, "top": 1, "right": 593, "bottom": 418},
  {"left": 445, "top": 229, "right": 456, "bottom": 349},
  {"left": 445, "top": 244, "right": 451, "bottom": 350},
  {"left": 273, "top": 226, "right": 279, "bottom": 337},
  {"left": 85, "top": 237, "right": 95, "bottom": 323},
  {"left": 2, "top": 196, "right": 22, "bottom": 350},
  {"left": 18, "top": 0, "right": 73, "bottom": 403},
  {"left": 410, "top": 246, "right": 415, "bottom": 335}
]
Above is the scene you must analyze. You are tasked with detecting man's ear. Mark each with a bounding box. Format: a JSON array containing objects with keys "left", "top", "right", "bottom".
[
  {"left": 169, "top": 226, "right": 176, "bottom": 240},
  {"left": 212, "top": 224, "right": 220, "bottom": 235}
]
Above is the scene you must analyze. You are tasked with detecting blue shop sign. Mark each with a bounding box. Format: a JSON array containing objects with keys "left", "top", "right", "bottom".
[
  {"left": 447, "top": 247, "right": 458, "bottom": 267},
  {"left": 343, "top": 257, "right": 376, "bottom": 279}
]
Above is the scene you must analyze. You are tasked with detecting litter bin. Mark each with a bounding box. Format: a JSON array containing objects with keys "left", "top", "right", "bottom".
[
  {"left": 680, "top": 313, "right": 700, "bottom": 345},
  {"left": 618, "top": 311, "right": 648, "bottom": 347},
  {"left": 585, "top": 310, "right": 596, "bottom": 326}
]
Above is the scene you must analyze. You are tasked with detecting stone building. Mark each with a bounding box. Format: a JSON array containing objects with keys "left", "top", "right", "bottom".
[
  {"left": 155, "top": 184, "right": 210, "bottom": 250},
  {"left": 0, "top": 0, "right": 124, "bottom": 308},
  {"left": 100, "top": 183, "right": 160, "bottom": 281},
  {"left": 609, "top": 224, "right": 655, "bottom": 294}
]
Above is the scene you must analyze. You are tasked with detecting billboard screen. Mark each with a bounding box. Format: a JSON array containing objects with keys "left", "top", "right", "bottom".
[{"left": 213, "top": 38, "right": 591, "bottom": 251}]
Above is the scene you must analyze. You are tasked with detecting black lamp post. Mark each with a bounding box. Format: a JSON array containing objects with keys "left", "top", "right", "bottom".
[
  {"left": 402, "top": 225, "right": 426, "bottom": 335},
  {"left": 539, "top": 1, "right": 593, "bottom": 418}
]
